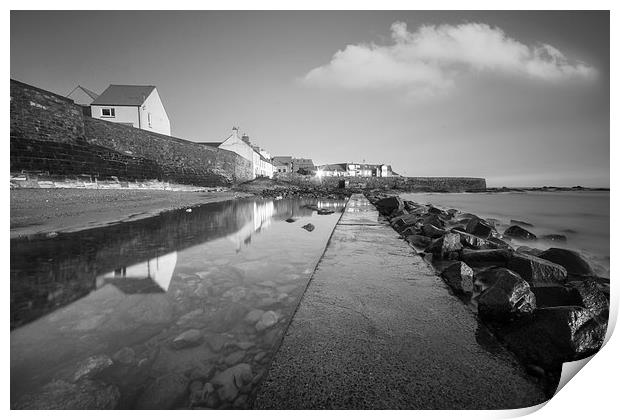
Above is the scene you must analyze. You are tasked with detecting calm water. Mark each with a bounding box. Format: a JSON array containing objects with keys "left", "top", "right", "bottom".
[
  {"left": 10, "top": 197, "right": 347, "bottom": 409},
  {"left": 400, "top": 191, "right": 610, "bottom": 277}
]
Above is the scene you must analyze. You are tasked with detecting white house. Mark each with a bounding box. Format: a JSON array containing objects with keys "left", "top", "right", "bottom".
[
  {"left": 201, "top": 127, "right": 274, "bottom": 179},
  {"left": 90, "top": 84, "right": 171, "bottom": 136}
]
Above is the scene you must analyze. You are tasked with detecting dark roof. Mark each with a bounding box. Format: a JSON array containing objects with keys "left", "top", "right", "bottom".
[
  {"left": 79, "top": 85, "right": 100, "bottom": 100},
  {"left": 91, "top": 84, "right": 156, "bottom": 106},
  {"left": 321, "top": 163, "right": 347, "bottom": 171},
  {"left": 272, "top": 156, "right": 292, "bottom": 165},
  {"left": 197, "top": 142, "right": 223, "bottom": 148}
]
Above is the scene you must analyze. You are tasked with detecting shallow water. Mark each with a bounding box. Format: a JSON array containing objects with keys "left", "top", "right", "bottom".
[
  {"left": 400, "top": 191, "right": 610, "bottom": 277},
  {"left": 10, "top": 197, "right": 346, "bottom": 409}
]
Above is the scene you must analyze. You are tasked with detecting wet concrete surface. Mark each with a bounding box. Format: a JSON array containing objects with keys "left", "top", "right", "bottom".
[{"left": 254, "top": 194, "right": 548, "bottom": 409}]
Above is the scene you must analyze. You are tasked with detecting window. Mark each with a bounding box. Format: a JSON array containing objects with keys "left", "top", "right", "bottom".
[
  {"left": 101, "top": 108, "right": 115, "bottom": 117},
  {"left": 147, "top": 112, "right": 152, "bottom": 127}
]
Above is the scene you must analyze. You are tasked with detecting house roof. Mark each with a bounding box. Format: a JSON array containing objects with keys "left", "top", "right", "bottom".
[
  {"left": 272, "top": 156, "right": 292, "bottom": 165},
  {"left": 320, "top": 163, "right": 347, "bottom": 171},
  {"left": 197, "top": 142, "right": 223, "bottom": 148},
  {"left": 67, "top": 85, "right": 100, "bottom": 101},
  {"left": 91, "top": 84, "right": 156, "bottom": 106}
]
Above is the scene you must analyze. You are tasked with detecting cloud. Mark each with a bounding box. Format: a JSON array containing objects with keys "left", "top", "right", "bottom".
[{"left": 303, "top": 22, "right": 597, "bottom": 96}]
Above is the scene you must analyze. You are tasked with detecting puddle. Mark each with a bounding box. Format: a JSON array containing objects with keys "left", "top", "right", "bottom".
[{"left": 10, "top": 197, "right": 347, "bottom": 409}]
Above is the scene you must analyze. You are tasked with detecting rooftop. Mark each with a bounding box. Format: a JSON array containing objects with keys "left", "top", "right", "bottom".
[{"left": 91, "top": 84, "right": 156, "bottom": 106}]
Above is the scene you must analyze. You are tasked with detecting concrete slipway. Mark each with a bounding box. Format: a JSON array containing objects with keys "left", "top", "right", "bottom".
[{"left": 254, "top": 194, "right": 547, "bottom": 409}]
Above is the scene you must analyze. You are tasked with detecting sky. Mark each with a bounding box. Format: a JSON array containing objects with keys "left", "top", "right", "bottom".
[{"left": 10, "top": 11, "right": 609, "bottom": 187}]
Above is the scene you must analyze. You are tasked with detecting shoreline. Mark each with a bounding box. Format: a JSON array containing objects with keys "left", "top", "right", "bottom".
[{"left": 10, "top": 188, "right": 254, "bottom": 240}]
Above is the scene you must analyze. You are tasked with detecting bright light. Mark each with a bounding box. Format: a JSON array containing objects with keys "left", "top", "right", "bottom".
[{"left": 316, "top": 169, "right": 324, "bottom": 178}]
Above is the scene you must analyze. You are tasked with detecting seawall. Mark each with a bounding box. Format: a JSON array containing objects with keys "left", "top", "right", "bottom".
[
  {"left": 275, "top": 173, "right": 487, "bottom": 192},
  {"left": 10, "top": 79, "right": 253, "bottom": 186}
]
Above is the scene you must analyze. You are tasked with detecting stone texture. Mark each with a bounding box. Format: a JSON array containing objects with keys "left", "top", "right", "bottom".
[
  {"left": 72, "top": 355, "right": 113, "bottom": 382},
  {"left": 135, "top": 373, "right": 189, "bottom": 409},
  {"left": 507, "top": 253, "right": 567, "bottom": 287},
  {"left": 15, "top": 379, "right": 120, "bottom": 410},
  {"left": 477, "top": 268, "right": 536, "bottom": 321},
  {"left": 504, "top": 225, "right": 537, "bottom": 240},
  {"left": 538, "top": 248, "right": 594, "bottom": 276},
  {"left": 465, "top": 217, "right": 495, "bottom": 239},
  {"left": 441, "top": 262, "right": 474, "bottom": 293},
  {"left": 172, "top": 329, "right": 204, "bottom": 349},
  {"left": 211, "top": 364, "right": 253, "bottom": 403}
]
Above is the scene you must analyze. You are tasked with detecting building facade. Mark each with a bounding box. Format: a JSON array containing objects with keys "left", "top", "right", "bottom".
[
  {"left": 317, "top": 163, "right": 395, "bottom": 177},
  {"left": 272, "top": 156, "right": 293, "bottom": 173},
  {"left": 90, "top": 85, "right": 171, "bottom": 136}
]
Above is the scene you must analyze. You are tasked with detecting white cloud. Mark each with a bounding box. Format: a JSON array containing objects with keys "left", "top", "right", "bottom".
[{"left": 303, "top": 22, "right": 597, "bottom": 96}]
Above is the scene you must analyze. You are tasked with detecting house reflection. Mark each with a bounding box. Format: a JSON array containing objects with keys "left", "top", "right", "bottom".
[
  {"left": 228, "top": 201, "right": 275, "bottom": 251},
  {"left": 96, "top": 251, "right": 178, "bottom": 294}
]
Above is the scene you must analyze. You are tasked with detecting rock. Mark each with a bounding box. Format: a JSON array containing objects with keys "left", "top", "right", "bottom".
[
  {"left": 224, "top": 350, "right": 246, "bottom": 366},
  {"left": 453, "top": 230, "right": 501, "bottom": 250},
  {"left": 427, "top": 206, "right": 444, "bottom": 215},
  {"left": 571, "top": 280, "right": 609, "bottom": 319},
  {"left": 421, "top": 214, "right": 444, "bottom": 228},
  {"left": 206, "top": 334, "right": 227, "bottom": 353},
  {"left": 202, "top": 382, "right": 219, "bottom": 408},
  {"left": 375, "top": 196, "right": 404, "bottom": 216},
  {"left": 504, "top": 225, "right": 537, "bottom": 240},
  {"left": 391, "top": 213, "right": 420, "bottom": 231},
  {"left": 405, "top": 234, "right": 432, "bottom": 248},
  {"left": 317, "top": 208, "right": 334, "bottom": 215},
  {"left": 285, "top": 217, "right": 296, "bottom": 223},
  {"left": 460, "top": 248, "right": 512, "bottom": 267},
  {"left": 189, "top": 365, "right": 216, "bottom": 381},
  {"left": 441, "top": 262, "right": 474, "bottom": 293},
  {"left": 112, "top": 347, "right": 136, "bottom": 365},
  {"left": 499, "top": 306, "right": 606, "bottom": 366},
  {"left": 465, "top": 217, "right": 495, "bottom": 239},
  {"left": 255, "top": 310, "right": 278, "bottom": 331},
  {"left": 531, "top": 286, "right": 582, "bottom": 308},
  {"left": 135, "top": 373, "right": 189, "bottom": 409},
  {"left": 541, "top": 234, "right": 567, "bottom": 243},
  {"left": 301, "top": 223, "right": 315, "bottom": 232},
  {"left": 231, "top": 341, "right": 255, "bottom": 351},
  {"left": 538, "top": 248, "right": 594, "bottom": 276},
  {"left": 510, "top": 219, "right": 534, "bottom": 228},
  {"left": 177, "top": 308, "right": 204, "bottom": 326},
  {"left": 15, "top": 380, "right": 120, "bottom": 409},
  {"left": 516, "top": 246, "right": 544, "bottom": 257},
  {"left": 211, "top": 364, "right": 253, "bottom": 402},
  {"left": 244, "top": 309, "right": 265, "bottom": 324},
  {"left": 487, "top": 237, "right": 512, "bottom": 249},
  {"left": 422, "top": 223, "right": 445, "bottom": 238},
  {"left": 425, "top": 233, "right": 462, "bottom": 258},
  {"left": 73, "top": 355, "right": 113, "bottom": 382},
  {"left": 254, "top": 351, "right": 267, "bottom": 362},
  {"left": 507, "top": 253, "right": 567, "bottom": 286},
  {"left": 233, "top": 394, "right": 249, "bottom": 409},
  {"left": 477, "top": 268, "right": 536, "bottom": 321},
  {"left": 172, "top": 329, "right": 203, "bottom": 349}
]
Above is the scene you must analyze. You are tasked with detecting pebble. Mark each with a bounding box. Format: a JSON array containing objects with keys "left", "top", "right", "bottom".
[
  {"left": 72, "top": 355, "right": 113, "bottom": 382},
  {"left": 206, "top": 335, "right": 227, "bottom": 353},
  {"left": 244, "top": 309, "right": 265, "bottom": 324},
  {"left": 172, "top": 329, "right": 203, "bottom": 349},
  {"left": 255, "top": 311, "right": 278, "bottom": 331},
  {"left": 112, "top": 347, "right": 136, "bottom": 365},
  {"left": 224, "top": 350, "right": 246, "bottom": 366}
]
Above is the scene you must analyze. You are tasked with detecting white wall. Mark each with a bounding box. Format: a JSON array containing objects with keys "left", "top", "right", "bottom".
[
  {"left": 139, "top": 88, "right": 171, "bottom": 136},
  {"left": 91, "top": 105, "right": 139, "bottom": 128},
  {"left": 219, "top": 134, "right": 256, "bottom": 166}
]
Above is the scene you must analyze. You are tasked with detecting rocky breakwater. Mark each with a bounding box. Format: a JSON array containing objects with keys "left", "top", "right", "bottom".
[{"left": 367, "top": 192, "right": 609, "bottom": 396}]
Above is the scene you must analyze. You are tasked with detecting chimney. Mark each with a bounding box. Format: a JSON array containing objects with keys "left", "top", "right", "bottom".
[
  {"left": 241, "top": 134, "right": 250, "bottom": 144},
  {"left": 232, "top": 126, "right": 239, "bottom": 137}
]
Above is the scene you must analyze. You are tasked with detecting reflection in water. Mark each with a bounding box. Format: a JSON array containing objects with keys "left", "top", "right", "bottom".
[{"left": 11, "top": 197, "right": 346, "bottom": 409}]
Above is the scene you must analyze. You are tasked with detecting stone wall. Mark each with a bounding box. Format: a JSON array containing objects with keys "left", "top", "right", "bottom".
[
  {"left": 275, "top": 173, "right": 486, "bottom": 192},
  {"left": 10, "top": 79, "right": 253, "bottom": 186},
  {"left": 10, "top": 79, "right": 85, "bottom": 144}
]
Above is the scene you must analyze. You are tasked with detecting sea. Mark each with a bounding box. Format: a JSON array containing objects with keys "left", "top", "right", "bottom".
[{"left": 400, "top": 191, "right": 610, "bottom": 278}]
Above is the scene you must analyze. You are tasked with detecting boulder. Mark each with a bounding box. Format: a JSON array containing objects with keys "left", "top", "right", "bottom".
[
  {"left": 405, "top": 234, "right": 432, "bottom": 249},
  {"left": 301, "top": 223, "right": 315, "bottom": 232},
  {"left": 135, "top": 373, "right": 189, "bottom": 409},
  {"left": 375, "top": 196, "right": 404, "bottom": 216},
  {"left": 73, "top": 355, "right": 113, "bottom": 382},
  {"left": 504, "top": 225, "right": 537, "bottom": 240},
  {"left": 571, "top": 280, "right": 609, "bottom": 319},
  {"left": 510, "top": 219, "right": 534, "bottom": 228},
  {"left": 538, "top": 248, "right": 594, "bottom": 276},
  {"left": 211, "top": 364, "right": 253, "bottom": 402},
  {"left": 460, "top": 248, "right": 513, "bottom": 267},
  {"left": 400, "top": 226, "right": 421, "bottom": 237},
  {"left": 172, "top": 329, "right": 203, "bottom": 349},
  {"left": 453, "top": 230, "right": 504, "bottom": 250},
  {"left": 425, "top": 233, "right": 462, "bottom": 258},
  {"left": 224, "top": 350, "right": 246, "bottom": 366},
  {"left": 244, "top": 309, "right": 265, "bottom": 324},
  {"left": 422, "top": 223, "right": 445, "bottom": 239},
  {"left": 421, "top": 214, "right": 444, "bottom": 228},
  {"left": 441, "top": 262, "right": 474, "bottom": 293},
  {"left": 317, "top": 209, "right": 334, "bottom": 215},
  {"left": 465, "top": 217, "right": 495, "bottom": 239},
  {"left": 499, "top": 306, "right": 606, "bottom": 366},
  {"left": 507, "top": 253, "right": 567, "bottom": 286},
  {"left": 112, "top": 347, "right": 136, "bottom": 365},
  {"left": 541, "top": 234, "right": 567, "bottom": 243},
  {"left": 531, "top": 286, "right": 582, "bottom": 308},
  {"left": 427, "top": 206, "right": 444, "bottom": 215},
  {"left": 15, "top": 380, "right": 120, "bottom": 410},
  {"left": 477, "top": 268, "right": 536, "bottom": 321},
  {"left": 285, "top": 218, "right": 296, "bottom": 223},
  {"left": 516, "top": 246, "right": 544, "bottom": 257}
]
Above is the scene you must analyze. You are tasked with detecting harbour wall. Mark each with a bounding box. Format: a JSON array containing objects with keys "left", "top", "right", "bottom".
[{"left": 10, "top": 79, "right": 253, "bottom": 186}]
